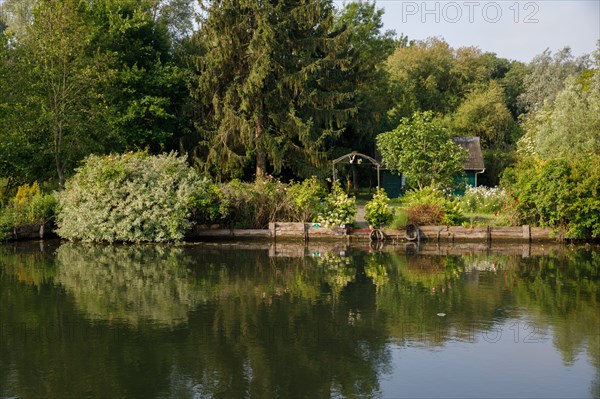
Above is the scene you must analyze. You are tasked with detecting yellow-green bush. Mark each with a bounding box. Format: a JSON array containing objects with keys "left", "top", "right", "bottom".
[
  {"left": 365, "top": 188, "right": 394, "bottom": 228},
  {"left": 402, "top": 187, "right": 462, "bottom": 225},
  {"left": 0, "top": 181, "right": 56, "bottom": 240}
]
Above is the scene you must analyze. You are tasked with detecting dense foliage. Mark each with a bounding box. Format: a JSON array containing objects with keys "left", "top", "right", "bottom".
[
  {"left": 377, "top": 111, "right": 467, "bottom": 191},
  {"left": 191, "top": 176, "right": 328, "bottom": 229},
  {"left": 0, "top": 0, "right": 598, "bottom": 239},
  {"left": 401, "top": 187, "right": 462, "bottom": 226},
  {"left": 502, "top": 157, "right": 600, "bottom": 239},
  {"left": 191, "top": 0, "right": 358, "bottom": 179},
  {"left": 365, "top": 188, "right": 394, "bottom": 228},
  {"left": 0, "top": 181, "right": 56, "bottom": 240},
  {"left": 56, "top": 152, "right": 200, "bottom": 242},
  {"left": 502, "top": 47, "right": 600, "bottom": 239}
]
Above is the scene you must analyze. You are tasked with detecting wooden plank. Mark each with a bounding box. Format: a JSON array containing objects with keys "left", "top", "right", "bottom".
[
  {"left": 274, "top": 222, "right": 306, "bottom": 238},
  {"left": 449, "top": 226, "right": 488, "bottom": 240},
  {"left": 490, "top": 227, "right": 526, "bottom": 240}
]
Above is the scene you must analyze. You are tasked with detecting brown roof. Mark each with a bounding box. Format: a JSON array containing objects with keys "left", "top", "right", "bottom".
[{"left": 452, "top": 137, "right": 485, "bottom": 170}]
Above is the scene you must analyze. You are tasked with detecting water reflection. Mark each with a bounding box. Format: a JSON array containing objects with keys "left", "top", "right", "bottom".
[
  {"left": 0, "top": 241, "right": 598, "bottom": 398},
  {"left": 55, "top": 243, "right": 200, "bottom": 325}
]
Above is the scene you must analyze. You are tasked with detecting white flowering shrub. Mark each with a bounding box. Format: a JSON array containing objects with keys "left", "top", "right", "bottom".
[
  {"left": 318, "top": 182, "right": 357, "bottom": 228},
  {"left": 56, "top": 152, "right": 200, "bottom": 242},
  {"left": 459, "top": 186, "right": 506, "bottom": 213}
]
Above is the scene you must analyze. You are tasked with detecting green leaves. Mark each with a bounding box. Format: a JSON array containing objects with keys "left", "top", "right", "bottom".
[
  {"left": 191, "top": 0, "right": 357, "bottom": 179},
  {"left": 451, "top": 81, "right": 515, "bottom": 149},
  {"left": 56, "top": 152, "right": 200, "bottom": 242},
  {"left": 365, "top": 188, "right": 394, "bottom": 228},
  {"left": 377, "top": 111, "right": 467, "bottom": 191},
  {"left": 502, "top": 157, "right": 600, "bottom": 239}
]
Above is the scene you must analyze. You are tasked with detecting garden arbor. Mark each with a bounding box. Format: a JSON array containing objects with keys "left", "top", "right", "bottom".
[{"left": 332, "top": 152, "right": 381, "bottom": 189}]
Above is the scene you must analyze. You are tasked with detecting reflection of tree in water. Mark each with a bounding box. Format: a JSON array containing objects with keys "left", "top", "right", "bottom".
[
  {"left": 1, "top": 242, "right": 599, "bottom": 398},
  {"left": 164, "top": 249, "right": 391, "bottom": 398},
  {"left": 0, "top": 242, "right": 57, "bottom": 287},
  {"left": 507, "top": 248, "right": 600, "bottom": 396},
  {"left": 364, "top": 253, "right": 389, "bottom": 293},
  {"left": 313, "top": 252, "right": 356, "bottom": 298},
  {"left": 55, "top": 243, "right": 200, "bottom": 326}
]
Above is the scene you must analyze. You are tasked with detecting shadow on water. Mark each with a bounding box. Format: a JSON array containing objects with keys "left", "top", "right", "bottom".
[{"left": 0, "top": 240, "right": 599, "bottom": 398}]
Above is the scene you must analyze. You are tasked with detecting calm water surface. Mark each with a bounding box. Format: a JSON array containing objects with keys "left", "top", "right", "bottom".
[{"left": 0, "top": 240, "right": 598, "bottom": 398}]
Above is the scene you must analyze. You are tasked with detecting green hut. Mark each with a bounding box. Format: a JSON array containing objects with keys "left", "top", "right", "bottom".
[{"left": 452, "top": 137, "right": 485, "bottom": 194}]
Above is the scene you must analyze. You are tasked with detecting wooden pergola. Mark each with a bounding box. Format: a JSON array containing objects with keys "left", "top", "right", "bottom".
[{"left": 331, "top": 151, "right": 381, "bottom": 188}]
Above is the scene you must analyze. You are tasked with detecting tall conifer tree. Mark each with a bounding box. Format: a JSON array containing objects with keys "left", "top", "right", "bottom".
[{"left": 191, "top": 0, "right": 356, "bottom": 179}]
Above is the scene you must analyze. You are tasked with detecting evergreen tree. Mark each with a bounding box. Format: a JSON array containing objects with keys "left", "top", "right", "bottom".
[
  {"left": 331, "top": 0, "right": 397, "bottom": 156},
  {"left": 191, "top": 0, "right": 357, "bottom": 179}
]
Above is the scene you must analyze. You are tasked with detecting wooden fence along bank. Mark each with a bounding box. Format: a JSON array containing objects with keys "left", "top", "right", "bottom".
[
  {"left": 8, "top": 221, "right": 559, "bottom": 243},
  {"left": 189, "top": 222, "right": 559, "bottom": 243}
]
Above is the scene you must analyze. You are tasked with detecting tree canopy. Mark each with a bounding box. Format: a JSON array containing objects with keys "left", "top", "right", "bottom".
[
  {"left": 0, "top": 0, "right": 597, "bottom": 205},
  {"left": 190, "top": 0, "right": 358, "bottom": 179},
  {"left": 376, "top": 111, "right": 467, "bottom": 190}
]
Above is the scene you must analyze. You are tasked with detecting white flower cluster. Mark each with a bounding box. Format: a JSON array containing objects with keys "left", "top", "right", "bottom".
[
  {"left": 56, "top": 152, "right": 200, "bottom": 242},
  {"left": 459, "top": 186, "right": 506, "bottom": 213}
]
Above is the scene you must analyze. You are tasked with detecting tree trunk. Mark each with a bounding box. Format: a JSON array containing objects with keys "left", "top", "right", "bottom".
[
  {"left": 352, "top": 166, "right": 359, "bottom": 195},
  {"left": 255, "top": 118, "right": 266, "bottom": 178},
  {"left": 55, "top": 123, "right": 65, "bottom": 189}
]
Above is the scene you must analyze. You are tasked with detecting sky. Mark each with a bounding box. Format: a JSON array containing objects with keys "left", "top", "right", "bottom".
[{"left": 353, "top": 0, "right": 600, "bottom": 62}]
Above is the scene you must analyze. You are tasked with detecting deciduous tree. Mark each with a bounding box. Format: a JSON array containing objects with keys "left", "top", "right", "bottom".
[
  {"left": 377, "top": 111, "right": 467, "bottom": 190},
  {"left": 451, "top": 81, "right": 515, "bottom": 149},
  {"left": 10, "top": 0, "right": 110, "bottom": 188}
]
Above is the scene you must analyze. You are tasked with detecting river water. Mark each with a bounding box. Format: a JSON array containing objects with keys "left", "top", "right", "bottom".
[{"left": 1, "top": 240, "right": 598, "bottom": 398}]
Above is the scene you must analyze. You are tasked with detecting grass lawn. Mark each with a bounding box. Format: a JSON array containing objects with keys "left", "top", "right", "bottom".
[
  {"left": 457, "top": 212, "right": 511, "bottom": 227},
  {"left": 352, "top": 187, "right": 510, "bottom": 228}
]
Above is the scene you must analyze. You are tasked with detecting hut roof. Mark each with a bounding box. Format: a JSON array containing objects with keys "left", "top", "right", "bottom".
[{"left": 452, "top": 137, "right": 485, "bottom": 170}]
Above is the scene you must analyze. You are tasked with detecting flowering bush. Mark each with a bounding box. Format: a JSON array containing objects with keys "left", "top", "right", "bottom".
[
  {"left": 365, "top": 188, "right": 394, "bottom": 228},
  {"left": 56, "top": 152, "right": 200, "bottom": 242},
  {"left": 459, "top": 186, "right": 506, "bottom": 213},
  {"left": 318, "top": 182, "right": 357, "bottom": 228}
]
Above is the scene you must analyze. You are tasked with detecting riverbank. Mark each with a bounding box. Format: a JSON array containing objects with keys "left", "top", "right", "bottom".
[
  {"left": 188, "top": 222, "right": 559, "bottom": 243},
  {"left": 5, "top": 221, "right": 560, "bottom": 243}
]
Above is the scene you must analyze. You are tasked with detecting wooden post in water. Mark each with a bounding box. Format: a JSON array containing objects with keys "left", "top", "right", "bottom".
[{"left": 522, "top": 225, "right": 531, "bottom": 242}]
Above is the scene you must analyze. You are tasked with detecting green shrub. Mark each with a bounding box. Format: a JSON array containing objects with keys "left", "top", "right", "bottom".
[
  {"left": 218, "top": 177, "right": 293, "bottom": 229},
  {"left": 287, "top": 176, "right": 328, "bottom": 222},
  {"left": 459, "top": 186, "right": 506, "bottom": 213},
  {"left": 389, "top": 208, "right": 409, "bottom": 230},
  {"left": 318, "top": 181, "right": 357, "bottom": 228},
  {"left": 501, "top": 156, "right": 600, "bottom": 239},
  {"left": 192, "top": 176, "right": 328, "bottom": 229},
  {"left": 191, "top": 179, "right": 229, "bottom": 226},
  {"left": 365, "top": 188, "right": 394, "bottom": 228},
  {"left": 402, "top": 187, "right": 462, "bottom": 225},
  {"left": 56, "top": 152, "right": 200, "bottom": 242}
]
